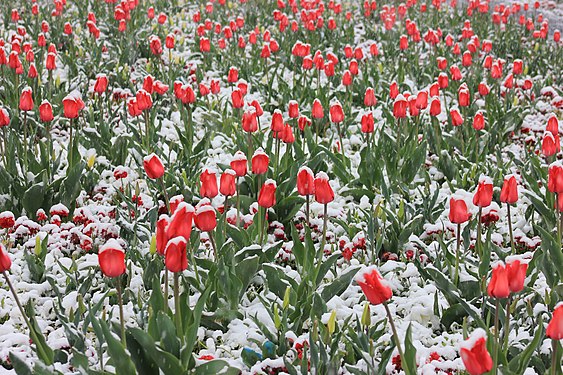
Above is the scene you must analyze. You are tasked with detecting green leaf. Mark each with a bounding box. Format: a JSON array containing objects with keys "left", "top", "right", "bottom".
[
  {"left": 193, "top": 360, "right": 240, "bottom": 375},
  {"left": 128, "top": 327, "right": 184, "bottom": 375},
  {"left": 9, "top": 353, "right": 33, "bottom": 375},
  {"left": 321, "top": 266, "right": 360, "bottom": 302},
  {"left": 22, "top": 183, "right": 45, "bottom": 216},
  {"left": 100, "top": 320, "right": 136, "bottom": 375},
  {"left": 507, "top": 316, "right": 544, "bottom": 374},
  {"left": 403, "top": 323, "right": 417, "bottom": 375}
]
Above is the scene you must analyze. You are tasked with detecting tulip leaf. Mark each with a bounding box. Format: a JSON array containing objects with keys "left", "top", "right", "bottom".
[
  {"left": 321, "top": 266, "right": 360, "bottom": 302},
  {"left": 100, "top": 320, "right": 137, "bottom": 375},
  {"left": 193, "top": 360, "right": 240, "bottom": 375},
  {"left": 507, "top": 316, "right": 543, "bottom": 375}
]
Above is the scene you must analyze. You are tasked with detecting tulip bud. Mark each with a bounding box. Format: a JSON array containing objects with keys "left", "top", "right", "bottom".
[
  {"left": 327, "top": 310, "right": 337, "bottom": 335},
  {"left": 283, "top": 286, "right": 291, "bottom": 310},
  {"left": 143, "top": 153, "right": 165, "bottom": 179},
  {"left": 361, "top": 302, "right": 371, "bottom": 328},
  {"left": 98, "top": 239, "right": 126, "bottom": 278}
]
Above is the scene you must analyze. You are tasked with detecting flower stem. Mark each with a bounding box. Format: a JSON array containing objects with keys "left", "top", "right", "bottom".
[
  {"left": 552, "top": 339, "right": 558, "bottom": 375},
  {"left": 116, "top": 277, "right": 126, "bottom": 346},
  {"left": 492, "top": 298, "right": 500, "bottom": 375},
  {"left": 306, "top": 194, "right": 310, "bottom": 228},
  {"left": 507, "top": 204, "right": 515, "bottom": 254},
  {"left": 320, "top": 204, "right": 328, "bottom": 255},
  {"left": 476, "top": 207, "right": 482, "bottom": 258},
  {"left": 159, "top": 177, "right": 170, "bottom": 212},
  {"left": 455, "top": 223, "right": 461, "bottom": 286},
  {"left": 173, "top": 272, "right": 182, "bottom": 336},
  {"left": 208, "top": 231, "right": 218, "bottom": 259},
  {"left": 164, "top": 269, "right": 169, "bottom": 305},
  {"left": 236, "top": 179, "right": 240, "bottom": 228},
  {"left": 503, "top": 297, "right": 511, "bottom": 354},
  {"left": 383, "top": 302, "right": 405, "bottom": 371}
]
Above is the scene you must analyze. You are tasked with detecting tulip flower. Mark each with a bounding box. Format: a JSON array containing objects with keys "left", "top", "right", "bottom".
[
  {"left": 1, "top": 244, "right": 52, "bottom": 358},
  {"left": 473, "top": 175, "right": 493, "bottom": 256},
  {"left": 98, "top": 239, "right": 126, "bottom": 278},
  {"left": 19, "top": 87, "right": 34, "bottom": 111},
  {"left": 449, "top": 195, "right": 470, "bottom": 285},
  {"left": 166, "top": 202, "right": 195, "bottom": 241},
  {"left": 450, "top": 108, "right": 464, "bottom": 126},
  {"left": 356, "top": 266, "right": 405, "bottom": 372},
  {"left": 505, "top": 256, "right": 528, "bottom": 294},
  {"left": 487, "top": 261, "right": 510, "bottom": 299},
  {"left": 39, "top": 100, "right": 54, "bottom": 123},
  {"left": 312, "top": 99, "right": 324, "bottom": 119},
  {"left": 143, "top": 154, "right": 165, "bottom": 178},
  {"left": 200, "top": 168, "right": 218, "bottom": 198},
  {"left": 459, "top": 329, "right": 493, "bottom": 375},
  {"left": 392, "top": 94, "right": 407, "bottom": 119},
  {"left": 164, "top": 236, "right": 188, "bottom": 271},
  {"left": 252, "top": 148, "right": 270, "bottom": 175},
  {"left": 195, "top": 202, "right": 218, "bottom": 258},
  {"left": 542, "top": 132, "right": 560, "bottom": 157},
  {"left": 297, "top": 167, "right": 315, "bottom": 225},
  {"left": 546, "top": 303, "right": 563, "bottom": 340},
  {"left": 98, "top": 239, "right": 127, "bottom": 344},
  {"left": 500, "top": 175, "right": 518, "bottom": 253},
  {"left": 288, "top": 100, "right": 299, "bottom": 118},
  {"left": 220, "top": 169, "right": 237, "bottom": 197},
  {"left": 94, "top": 74, "right": 108, "bottom": 94},
  {"left": 364, "top": 88, "right": 377, "bottom": 107},
  {"left": 258, "top": 179, "right": 276, "bottom": 243},
  {"left": 156, "top": 215, "right": 170, "bottom": 256},
  {"left": 472, "top": 111, "right": 485, "bottom": 131},
  {"left": 429, "top": 96, "right": 441, "bottom": 116}
]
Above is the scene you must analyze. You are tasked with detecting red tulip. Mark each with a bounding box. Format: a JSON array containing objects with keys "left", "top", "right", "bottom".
[
  {"left": 512, "top": 59, "right": 523, "bottom": 75},
  {"left": 230, "top": 151, "right": 248, "bottom": 176},
  {"left": 548, "top": 162, "right": 563, "bottom": 194},
  {"left": 220, "top": 169, "right": 237, "bottom": 196},
  {"left": 271, "top": 109, "right": 284, "bottom": 132},
  {"left": 487, "top": 261, "right": 510, "bottom": 298},
  {"left": 297, "top": 167, "right": 315, "bottom": 196},
  {"left": 195, "top": 203, "right": 217, "bottom": 232},
  {"left": 416, "top": 90, "right": 428, "bottom": 109},
  {"left": 542, "top": 132, "right": 560, "bottom": 157},
  {"left": 227, "top": 67, "right": 239, "bottom": 83},
  {"left": 329, "top": 101, "right": 344, "bottom": 123},
  {"left": 45, "top": 52, "right": 56, "bottom": 70},
  {"left": 252, "top": 148, "right": 269, "bottom": 174},
  {"left": 458, "top": 83, "right": 470, "bottom": 107},
  {"left": 0, "top": 211, "right": 15, "bottom": 229},
  {"left": 355, "top": 265, "right": 392, "bottom": 305},
  {"left": 19, "top": 87, "right": 34, "bottom": 111},
  {"left": 547, "top": 115, "right": 559, "bottom": 135},
  {"left": 149, "top": 35, "right": 163, "bottom": 56},
  {"left": 392, "top": 94, "right": 407, "bottom": 119},
  {"left": 478, "top": 82, "right": 490, "bottom": 96},
  {"left": 459, "top": 329, "right": 493, "bottom": 375},
  {"left": 143, "top": 153, "right": 165, "bottom": 179},
  {"left": 450, "top": 108, "right": 464, "bottom": 126},
  {"left": 165, "top": 236, "right": 188, "bottom": 273},
  {"left": 242, "top": 108, "right": 258, "bottom": 133},
  {"left": 288, "top": 100, "right": 299, "bottom": 118},
  {"left": 0, "top": 108, "right": 9, "bottom": 127},
  {"left": 449, "top": 196, "right": 471, "bottom": 224},
  {"left": 156, "top": 215, "right": 170, "bottom": 256},
  {"left": 500, "top": 175, "right": 518, "bottom": 204},
  {"left": 472, "top": 111, "right": 485, "bottom": 131},
  {"left": 200, "top": 168, "right": 218, "bottom": 198},
  {"left": 438, "top": 72, "right": 449, "bottom": 89},
  {"left": 505, "top": 257, "right": 528, "bottom": 293},
  {"left": 473, "top": 176, "right": 493, "bottom": 208},
  {"left": 312, "top": 99, "right": 324, "bottom": 119},
  {"left": 258, "top": 180, "right": 277, "bottom": 208},
  {"left": 429, "top": 97, "right": 441, "bottom": 116},
  {"left": 169, "top": 195, "right": 184, "bottom": 214},
  {"left": 62, "top": 92, "right": 84, "bottom": 119},
  {"left": 136, "top": 89, "right": 153, "bottom": 111},
  {"left": 361, "top": 112, "right": 375, "bottom": 133},
  {"left": 546, "top": 303, "right": 563, "bottom": 340},
  {"left": 165, "top": 34, "right": 175, "bottom": 49},
  {"left": 98, "top": 239, "right": 126, "bottom": 278},
  {"left": 389, "top": 81, "right": 399, "bottom": 99},
  {"left": 0, "top": 244, "right": 12, "bottom": 272},
  {"left": 94, "top": 74, "right": 108, "bottom": 94},
  {"left": 364, "top": 88, "right": 377, "bottom": 107},
  {"left": 399, "top": 35, "right": 408, "bottom": 50},
  {"left": 166, "top": 202, "right": 194, "bottom": 240},
  {"left": 314, "top": 172, "right": 335, "bottom": 204},
  {"left": 231, "top": 88, "right": 244, "bottom": 108},
  {"left": 39, "top": 101, "right": 53, "bottom": 123}
]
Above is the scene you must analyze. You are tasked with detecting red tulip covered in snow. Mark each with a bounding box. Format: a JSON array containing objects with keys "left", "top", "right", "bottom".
[
  {"left": 459, "top": 329, "right": 493, "bottom": 375},
  {"left": 98, "top": 239, "right": 126, "bottom": 278}
]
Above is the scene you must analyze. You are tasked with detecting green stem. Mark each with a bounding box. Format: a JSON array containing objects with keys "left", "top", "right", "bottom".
[
  {"left": 3, "top": 271, "right": 48, "bottom": 360},
  {"left": 173, "top": 272, "right": 182, "bottom": 336},
  {"left": 383, "top": 302, "right": 405, "bottom": 373},
  {"left": 116, "top": 277, "right": 126, "bottom": 346},
  {"left": 164, "top": 269, "right": 169, "bottom": 305},
  {"left": 455, "top": 223, "right": 461, "bottom": 287},
  {"left": 552, "top": 340, "right": 558, "bottom": 375},
  {"left": 476, "top": 207, "right": 482, "bottom": 258},
  {"left": 492, "top": 298, "right": 500, "bottom": 375},
  {"left": 159, "top": 177, "right": 170, "bottom": 212},
  {"left": 507, "top": 204, "right": 515, "bottom": 254},
  {"left": 305, "top": 194, "right": 310, "bottom": 228},
  {"left": 320, "top": 204, "right": 328, "bottom": 254},
  {"left": 236, "top": 179, "right": 241, "bottom": 228},
  {"left": 208, "top": 231, "right": 218, "bottom": 259},
  {"left": 503, "top": 297, "right": 511, "bottom": 354}
]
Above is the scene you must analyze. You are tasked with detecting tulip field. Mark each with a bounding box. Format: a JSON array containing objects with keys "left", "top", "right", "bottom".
[{"left": 1, "top": 0, "right": 563, "bottom": 374}]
